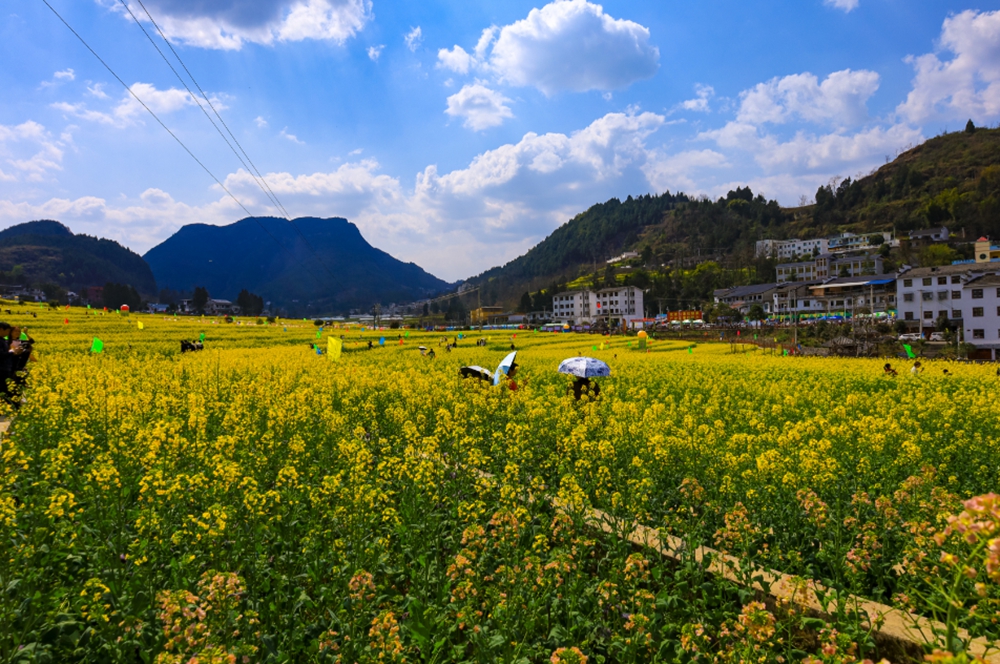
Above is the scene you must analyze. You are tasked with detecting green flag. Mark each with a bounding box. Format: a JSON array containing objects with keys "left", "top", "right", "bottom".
[
  {"left": 19, "top": 332, "right": 27, "bottom": 341},
  {"left": 90, "top": 338, "right": 104, "bottom": 354},
  {"left": 592, "top": 345, "right": 597, "bottom": 350},
  {"left": 405, "top": 332, "right": 409, "bottom": 338},
  {"left": 783, "top": 349, "right": 788, "bottom": 356},
  {"left": 903, "top": 344, "right": 916, "bottom": 359},
  {"left": 199, "top": 332, "right": 205, "bottom": 342},
  {"left": 688, "top": 346, "right": 693, "bottom": 354},
  {"left": 316, "top": 330, "right": 322, "bottom": 339},
  {"left": 627, "top": 341, "right": 632, "bottom": 347}
]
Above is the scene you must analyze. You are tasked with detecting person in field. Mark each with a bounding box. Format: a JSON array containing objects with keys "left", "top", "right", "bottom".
[
  {"left": 570, "top": 376, "right": 601, "bottom": 401},
  {"left": 506, "top": 362, "right": 520, "bottom": 391},
  {"left": 0, "top": 323, "right": 27, "bottom": 407},
  {"left": 910, "top": 361, "right": 923, "bottom": 376},
  {"left": 883, "top": 363, "right": 897, "bottom": 376}
]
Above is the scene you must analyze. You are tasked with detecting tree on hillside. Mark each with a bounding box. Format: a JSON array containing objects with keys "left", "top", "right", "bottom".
[
  {"left": 192, "top": 286, "right": 209, "bottom": 315},
  {"left": 236, "top": 289, "right": 264, "bottom": 316},
  {"left": 102, "top": 282, "right": 142, "bottom": 310},
  {"left": 966, "top": 119, "right": 976, "bottom": 134},
  {"left": 519, "top": 292, "right": 532, "bottom": 312},
  {"left": 748, "top": 304, "right": 766, "bottom": 322},
  {"left": 919, "top": 244, "right": 960, "bottom": 267},
  {"left": 422, "top": 303, "right": 429, "bottom": 317}
]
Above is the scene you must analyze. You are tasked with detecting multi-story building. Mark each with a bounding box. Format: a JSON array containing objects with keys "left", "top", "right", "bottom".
[
  {"left": 552, "top": 290, "right": 596, "bottom": 326},
  {"left": 755, "top": 238, "right": 829, "bottom": 260},
  {"left": 776, "top": 253, "right": 883, "bottom": 284},
  {"left": 713, "top": 283, "right": 778, "bottom": 315},
  {"left": 958, "top": 274, "right": 1000, "bottom": 360},
  {"left": 895, "top": 264, "right": 1000, "bottom": 330},
  {"left": 552, "top": 287, "right": 645, "bottom": 327},
  {"left": 595, "top": 286, "right": 644, "bottom": 326},
  {"left": 975, "top": 236, "right": 1000, "bottom": 264},
  {"left": 827, "top": 232, "right": 893, "bottom": 253},
  {"left": 806, "top": 276, "right": 897, "bottom": 315}
]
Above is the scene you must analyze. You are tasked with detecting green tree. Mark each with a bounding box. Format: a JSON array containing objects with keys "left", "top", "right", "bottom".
[
  {"left": 747, "top": 303, "right": 766, "bottom": 321},
  {"left": 519, "top": 292, "right": 533, "bottom": 312},
  {"left": 102, "top": 282, "right": 142, "bottom": 310},
  {"left": 965, "top": 119, "right": 976, "bottom": 134},
  {"left": 236, "top": 289, "right": 264, "bottom": 316},
  {"left": 192, "top": 286, "right": 209, "bottom": 315},
  {"left": 640, "top": 245, "right": 653, "bottom": 266},
  {"left": 919, "top": 244, "right": 959, "bottom": 267},
  {"left": 422, "top": 303, "right": 429, "bottom": 317}
]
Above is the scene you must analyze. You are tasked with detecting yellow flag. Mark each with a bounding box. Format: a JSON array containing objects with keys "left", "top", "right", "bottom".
[
  {"left": 327, "top": 337, "right": 342, "bottom": 361},
  {"left": 137, "top": 321, "right": 144, "bottom": 330}
]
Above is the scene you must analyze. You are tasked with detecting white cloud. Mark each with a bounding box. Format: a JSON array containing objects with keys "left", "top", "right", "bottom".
[
  {"left": 254, "top": 116, "right": 268, "bottom": 128},
  {"left": 701, "top": 121, "right": 923, "bottom": 174},
  {"left": 279, "top": 128, "right": 304, "bottom": 144},
  {"left": 897, "top": 9, "right": 1000, "bottom": 124},
  {"left": 40, "top": 69, "right": 75, "bottom": 88},
  {"left": 367, "top": 44, "right": 385, "bottom": 61},
  {"left": 405, "top": 26, "right": 423, "bottom": 52},
  {"left": 737, "top": 69, "right": 880, "bottom": 127},
  {"left": 488, "top": 0, "right": 659, "bottom": 95},
  {"left": 824, "top": 0, "right": 859, "bottom": 13},
  {"left": 0, "top": 120, "right": 65, "bottom": 181},
  {"left": 51, "top": 82, "right": 210, "bottom": 127},
  {"left": 106, "top": 0, "right": 372, "bottom": 50},
  {"left": 87, "top": 83, "right": 109, "bottom": 99},
  {"left": 643, "top": 149, "right": 728, "bottom": 194},
  {"left": 445, "top": 84, "right": 514, "bottom": 131},
  {"left": 681, "top": 84, "right": 714, "bottom": 112},
  {"left": 0, "top": 111, "right": 672, "bottom": 279},
  {"left": 437, "top": 45, "right": 472, "bottom": 74}
]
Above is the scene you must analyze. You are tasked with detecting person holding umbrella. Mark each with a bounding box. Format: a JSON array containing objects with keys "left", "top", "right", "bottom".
[{"left": 558, "top": 356, "right": 610, "bottom": 401}]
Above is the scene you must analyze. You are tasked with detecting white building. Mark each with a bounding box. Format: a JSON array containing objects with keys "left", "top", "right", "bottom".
[
  {"left": 959, "top": 274, "right": 1000, "bottom": 361},
  {"left": 596, "top": 285, "right": 644, "bottom": 326},
  {"left": 552, "top": 286, "right": 644, "bottom": 327},
  {"left": 896, "top": 264, "right": 1000, "bottom": 331},
  {"left": 756, "top": 238, "right": 829, "bottom": 260},
  {"left": 552, "top": 290, "right": 596, "bottom": 326}
]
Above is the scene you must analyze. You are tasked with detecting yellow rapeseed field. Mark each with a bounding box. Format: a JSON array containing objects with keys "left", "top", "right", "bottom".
[{"left": 1, "top": 304, "right": 999, "bottom": 663}]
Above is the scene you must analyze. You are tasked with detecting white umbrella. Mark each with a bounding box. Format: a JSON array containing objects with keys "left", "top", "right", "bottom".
[
  {"left": 460, "top": 366, "right": 493, "bottom": 381},
  {"left": 493, "top": 351, "right": 518, "bottom": 385},
  {"left": 557, "top": 356, "right": 611, "bottom": 378}
]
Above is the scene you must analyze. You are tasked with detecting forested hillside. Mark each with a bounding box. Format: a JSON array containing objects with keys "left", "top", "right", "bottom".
[{"left": 468, "top": 126, "right": 1000, "bottom": 310}]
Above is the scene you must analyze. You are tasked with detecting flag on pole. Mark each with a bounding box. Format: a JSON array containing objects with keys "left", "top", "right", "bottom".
[
  {"left": 327, "top": 337, "right": 342, "bottom": 361},
  {"left": 379, "top": 337, "right": 385, "bottom": 346},
  {"left": 64, "top": 318, "right": 68, "bottom": 325},
  {"left": 199, "top": 332, "right": 205, "bottom": 342},
  {"left": 19, "top": 332, "right": 28, "bottom": 341},
  {"left": 316, "top": 330, "right": 322, "bottom": 339},
  {"left": 688, "top": 346, "right": 693, "bottom": 354},
  {"left": 138, "top": 321, "right": 144, "bottom": 330},
  {"left": 91, "top": 338, "right": 104, "bottom": 353},
  {"left": 903, "top": 344, "right": 916, "bottom": 359}
]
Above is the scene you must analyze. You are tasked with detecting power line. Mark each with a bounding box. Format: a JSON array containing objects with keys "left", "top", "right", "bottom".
[
  {"left": 40, "top": 0, "right": 331, "bottom": 293},
  {"left": 122, "top": 0, "right": 339, "bottom": 283}
]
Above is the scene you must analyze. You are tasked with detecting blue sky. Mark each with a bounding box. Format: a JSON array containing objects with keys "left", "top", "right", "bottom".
[{"left": 2, "top": 0, "right": 999, "bottom": 281}]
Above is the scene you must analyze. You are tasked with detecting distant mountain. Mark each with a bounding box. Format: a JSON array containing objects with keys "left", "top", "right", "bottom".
[
  {"left": 0, "top": 220, "right": 157, "bottom": 296},
  {"left": 144, "top": 216, "right": 451, "bottom": 314}
]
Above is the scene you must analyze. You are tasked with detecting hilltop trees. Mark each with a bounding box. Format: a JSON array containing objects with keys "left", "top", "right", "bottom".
[{"left": 236, "top": 289, "right": 265, "bottom": 316}]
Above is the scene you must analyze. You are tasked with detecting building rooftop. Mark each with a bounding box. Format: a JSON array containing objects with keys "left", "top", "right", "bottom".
[
  {"left": 965, "top": 274, "right": 1000, "bottom": 287},
  {"left": 715, "top": 283, "right": 777, "bottom": 298},
  {"left": 908, "top": 226, "right": 949, "bottom": 238},
  {"left": 899, "top": 263, "right": 1000, "bottom": 278}
]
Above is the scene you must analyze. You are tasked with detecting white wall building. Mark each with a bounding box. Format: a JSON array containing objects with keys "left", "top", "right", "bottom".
[
  {"left": 552, "top": 290, "right": 596, "bottom": 326},
  {"left": 896, "top": 264, "right": 1000, "bottom": 331},
  {"left": 959, "top": 274, "right": 1000, "bottom": 360},
  {"left": 552, "top": 286, "right": 644, "bottom": 327},
  {"left": 596, "top": 285, "right": 644, "bottom": 326},
  {"left": 756, "top": 238, "right": 829, "bottom": 260}
]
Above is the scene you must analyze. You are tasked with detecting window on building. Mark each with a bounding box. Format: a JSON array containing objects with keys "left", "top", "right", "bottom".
[
  {"left": 922, "top": 292, "right": 933, "bottom": 301},
  {"left": 997, "top": 306, "right": 1000, "bottom": 316},
  {"left": 922, "top": 277, "right": 932, "bottom": 286},
  {"left": 973, "top": 329, "right": 985, "bottom": 339},
  {"left": 952, "top": 291, "right": 961, "bottom": 299},
  {"left": 996, "top": 287, "right": 1000, "bottom": 297},
  {"left": 938, "top": 277, "right": 947, "bottom": 285},
  {"left": 938, "top": 291, "right": 949, "bottom": 300},
  {"left": 924, "top": 311, "right": 933, "bottom": 319},
  {"left": 972, "top": 289, "right": 984, "bottom": 299},
  {"left": 952, "top": 276, "right": 962, "bottom": 284},
  {"left": 952, "top": 310, "right": 961, "bottom": 319},
  {"left": 939, "top": 311, "right": 948, "bottom": 320},
  {"left": 904, "top": 279, "right": 912, "bottom": 287},
  {"left": 973, "top": 307, "right": 984, "bottom": 317},
  {"left": 905, "top": 312, "right": 914, "bottom": 320}
]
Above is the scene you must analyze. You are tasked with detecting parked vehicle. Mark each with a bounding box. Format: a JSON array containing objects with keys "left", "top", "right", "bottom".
[
  {"left": 898, "top": 332, "right": 923, "bottom": 341},
  {"left": 929, "top": 332, "right": 947, "bottom": 342}
]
